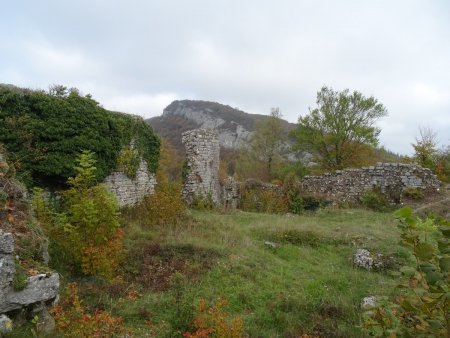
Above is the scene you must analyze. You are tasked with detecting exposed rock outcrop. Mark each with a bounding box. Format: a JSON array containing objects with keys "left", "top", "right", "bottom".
[
  {"left": 361, "top": 296, "right": 379, "bottom": 310},
  {"left": 148, "top": 100, "right": 296, "bottom": 152},
  {"left": 0, "top": 314, "right": 13, "bottom": 333},
  {"left": 0, "top": 231, "right": 15, "bottom": 290},
  {"left": 0, "top": 230, "right": 60, "bottom": 314},
  {"left": 1, "top": 150, "right": 59, "bottom": 332},
  {"left": 353, "top": 248, "right": 392, "bottom": 271}
]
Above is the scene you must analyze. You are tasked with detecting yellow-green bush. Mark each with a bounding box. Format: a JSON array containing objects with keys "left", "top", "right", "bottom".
[
  {"left": 116, "top": 146, "right": 140, "bottom": 178},
  {"left": 238, "top": 188, "right": 288, "bottom": 214},
  {"left": 33, "top": 150, "right": 123, "bottom": 279},
  {"left": 138, "top": 182, "right": 186, "bottom": 226}
]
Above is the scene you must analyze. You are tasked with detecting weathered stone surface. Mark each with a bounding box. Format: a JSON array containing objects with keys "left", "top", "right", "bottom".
[
  {"left": 0, "top": 273, "right": 60, "bottom": 313},
  {"left": 242, "top": 179, "right": 283, "bottom": 193},
  {"left": 104, "top": 159, "right": 156, "bottom": 207},
  {"left": 32, "top": 302, "right": 56, "bottom": 333},
  {"left": 0, "top": 231, "right": 15, "bottom": 290},
  {"left": 41, "top": 240, "right": 50, "bottom": 265},
  {"left": 1, "top": 231, "right": 59, "bottom": 314},
  {"left": 353, "top": 249, "right": 387, "bottom": 271},
  {"left": 301, "top": 163, "right": 440, "bottom": 203},
  {"left": 0, "top": 230, "right": 14, "bottom": 254},
  {"left": 0, "top": 255, "right": 15, "bottom": 291},
  {"left": 222, "top": 176, "right": 239, "bottom": 210},
  {"left": 158, "top": 100, "right": 253, "bottom": 149},
  {"left": 0, "top": 314, "right": 13, "bottom": 333},
  {"left": 182, "top": 129, "right": 221, "bottom": 205},
  {"left": 264, "top": 241, "right": 278, "bottom": 249},
  {"left": 361, "top": 296, "right": 378, "bottom": 310}
]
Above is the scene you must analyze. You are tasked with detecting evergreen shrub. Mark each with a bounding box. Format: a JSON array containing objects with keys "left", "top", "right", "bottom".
[{"left": 0, "top": 85, "right": 160, "bottom": 187}]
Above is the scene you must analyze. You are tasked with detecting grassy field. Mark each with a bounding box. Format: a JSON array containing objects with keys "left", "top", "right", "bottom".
[{"left": 68, "top": 208, "right": 409, "bottom": 337}]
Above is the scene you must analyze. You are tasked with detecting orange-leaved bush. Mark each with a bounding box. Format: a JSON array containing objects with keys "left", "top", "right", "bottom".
[
  {"left": 183, "top": 297, "right": 245, "bottom": 338},
  {"left": 137, "top": 181, "right": 186, "bottom": 227},
  {"left": 51, "top": 283, "right": 125, "bottom": 338}
]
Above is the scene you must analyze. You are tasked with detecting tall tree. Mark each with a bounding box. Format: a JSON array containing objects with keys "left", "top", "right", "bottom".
[
  {"left": 248, "top": 107, "right": 287, "bottom": 181},
  {"left": 412, "top": 126, "right": 438, "bottom": 170},
  {"left": 292, "top": 86, "right": 388, "bottom": 171}
]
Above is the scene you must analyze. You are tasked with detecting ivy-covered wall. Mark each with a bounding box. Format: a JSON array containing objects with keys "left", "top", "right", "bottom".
[{"left": 0, "top": 85, "right": 160, "bottom": 187}]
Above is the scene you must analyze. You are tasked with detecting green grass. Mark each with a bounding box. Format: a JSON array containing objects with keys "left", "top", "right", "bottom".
[{"left": 82, "top": 208, "right": 408, "bottom": 337}]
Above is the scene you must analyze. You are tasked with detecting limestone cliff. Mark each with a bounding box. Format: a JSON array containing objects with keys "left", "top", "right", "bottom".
[{"left": 147, "top": 100, "right": 296, "bottom": 153}]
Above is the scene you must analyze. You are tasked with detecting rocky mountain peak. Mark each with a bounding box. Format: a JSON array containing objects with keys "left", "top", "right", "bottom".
[{"left": 148, "top": 100, "right": 296, "bottom": 152}]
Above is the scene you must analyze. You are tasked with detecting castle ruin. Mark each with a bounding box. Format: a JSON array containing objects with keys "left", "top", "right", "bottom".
[
  {"left": 301, "top": 162, "right": 440, "bottom": 203},
  {"left": 182, "top": 129, "right": 221, "bottom": 206}
]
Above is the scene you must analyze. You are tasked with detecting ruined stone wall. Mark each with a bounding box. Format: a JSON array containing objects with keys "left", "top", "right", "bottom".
[
  {"left": 182, "top": 129, "right": 221, "bottom": 205},
  {"left": 104, "top": 159, "right": 156, "bottom": 207},
  {"left": 300, "top": 162, "right": 440, "bottom": 202},
  {"left": 222, "top": 177, "right": 239, "bottom": 210}
]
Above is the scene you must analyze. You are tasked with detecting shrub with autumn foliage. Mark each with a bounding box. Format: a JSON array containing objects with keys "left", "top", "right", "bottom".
[
  {"left": 33, "top": 150, "right": 123, "bottom": 279},
  {"left": 238, "top": 180, "right": 288, "bottom": 214},
  {"left": 183, "top": 297, "right": 245, "bottom": 338},
  {"left": 51, "top": 283, "right": 125, "bottom": 338},
  {"left": 135, "top": 181, "right": 186, "bottom": 227}
]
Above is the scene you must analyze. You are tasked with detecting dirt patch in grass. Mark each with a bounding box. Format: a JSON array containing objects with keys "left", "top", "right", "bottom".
[
  {"left": 267, "top": 229, "right": 349, "bottom": 247},
  {"left": 126, "top": 242, "right": 221, "bottom": 291},
  {"left": 287, "top": 302, "right": 350, "bottom": 338},
  {"left": 266, "top": 297, "right": 350, "bottom": 338}
]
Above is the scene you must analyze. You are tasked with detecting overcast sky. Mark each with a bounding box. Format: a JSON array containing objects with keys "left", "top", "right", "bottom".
[{"left": 1, "top": 0, "right": 449, "bottom": 155}]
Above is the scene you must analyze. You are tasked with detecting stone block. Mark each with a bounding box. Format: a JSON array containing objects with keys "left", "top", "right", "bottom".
[
  {"left": 0, "top": 273, "right": 60, "bottom": 313},
  {"left": 0, "top": 231, "right": 14, "bottom": 254}
]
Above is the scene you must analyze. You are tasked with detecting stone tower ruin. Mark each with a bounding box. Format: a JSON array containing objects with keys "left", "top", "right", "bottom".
[{"left": 182, "top": 129, "right": 221, "bottom": 205}]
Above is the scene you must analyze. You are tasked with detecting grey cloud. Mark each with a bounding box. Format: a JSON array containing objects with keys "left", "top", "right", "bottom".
[{"left": 1, "top": 0, "right": 449, "bottom": 154}]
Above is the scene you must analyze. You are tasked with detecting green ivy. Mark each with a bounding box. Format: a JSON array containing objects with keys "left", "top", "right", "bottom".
[
  {"left": 116, "top": 146, "right": 140, "bottom": 178},
  {"left": 0, "top": 85, "right": 160, "bottom": 187}
]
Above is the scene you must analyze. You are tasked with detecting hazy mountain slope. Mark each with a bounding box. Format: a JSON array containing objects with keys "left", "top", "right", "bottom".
[{"left": 147, "top": 100, "right": 296, "bottom": 152}]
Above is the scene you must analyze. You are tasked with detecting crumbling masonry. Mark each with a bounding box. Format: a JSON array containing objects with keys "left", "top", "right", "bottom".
[
  {"left": 104, "top": 159, "right": 156, "bottom": 207},
  {"left": 300, "top": 162, "right": 440, "bottom": 203},
  {"left": 181, "top": 129, "right": 441, "bottom": 208},
  {"left": 182, "top": 129, "right": 221, "bottom": 205}
]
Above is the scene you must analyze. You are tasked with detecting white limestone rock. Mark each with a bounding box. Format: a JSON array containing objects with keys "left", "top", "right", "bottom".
[{"left": 0, "top": 314, "right": 12, "bottom": 333}]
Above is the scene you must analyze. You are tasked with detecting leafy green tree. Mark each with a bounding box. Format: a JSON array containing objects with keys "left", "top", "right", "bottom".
[
  {"left": 412, "top": 126, "right": 438, "bottom": 170},
  {"left": 248, "top": 107, "right": 287, "bottom": 181},
  {"left": 292, "top": 86, "right": 388, "bottom": 171},
  {"left": 33, "top": 150, "right": 122, "bottom": 279},
  {"left": 63, "top": 150, "right": 122, "bottom": 278}
]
